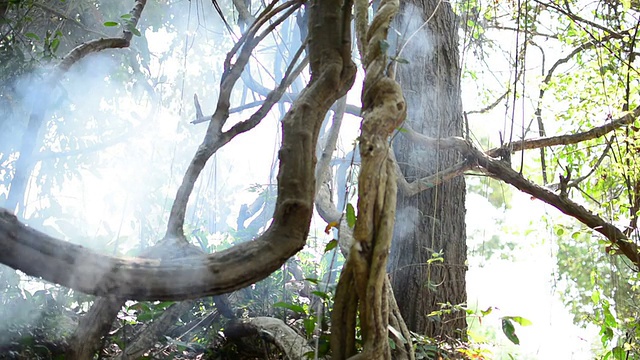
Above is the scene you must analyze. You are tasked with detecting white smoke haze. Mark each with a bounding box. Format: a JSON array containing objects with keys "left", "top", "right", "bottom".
[
  {"left": 394, "top": 205, "right": 422, "bottom": 242},
  {"left": 397, "top": 2, "right": 434, "bottom": 63},
  {"left": 0, "top": 3, "right": 350, "bottom": 345},
  {"left": 0, "top": 1, "right": 603, "bottom": 358}
]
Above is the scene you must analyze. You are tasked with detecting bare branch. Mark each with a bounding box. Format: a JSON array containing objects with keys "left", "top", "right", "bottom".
[
  {"left": 30, "top": 2, "right": 110, "bottom": 38},
  {"left": 488, "top": 105, "right": 640, "bottom": 156},
  {"left": 401, "top": 128, "right": 640, "bottom": 268},
  {"left": 533, "top": 0, "right": 629, "bottom": 38},
  {"left": 465, "top": 87, "right": 511, "bottom": 115},
  {"left": 232, "top": 0, "right": 256, "bottom": 28},
  {"left": 473, "top": 150, "right": 640, "bottom": 267},
  {"left": 166, "top": 2, "right": 304, "bottom": 237}
]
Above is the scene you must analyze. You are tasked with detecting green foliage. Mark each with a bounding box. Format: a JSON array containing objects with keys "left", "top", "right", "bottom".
[
  {"left": 346, "top": 202, "right": 357, "bottom": 228},
  {"left": 103, "top": 13, "right": 142, "bottom": 37},
  {"left": 500, "top": 316, "right": 531, "bottom": 345}
]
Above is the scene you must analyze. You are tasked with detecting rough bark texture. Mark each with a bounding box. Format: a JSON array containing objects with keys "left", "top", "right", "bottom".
[{"left": 387, "top": 0, "right": 467, "bottom": 339}]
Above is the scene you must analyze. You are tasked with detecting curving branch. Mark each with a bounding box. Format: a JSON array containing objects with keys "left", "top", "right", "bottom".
[
  {"left": 0, "top": 0, "right": 357, "bottom": 301},
  {"left": 316, "top": 96, "right": 347, "bottom": 196},
  {"left": 392, "top": 146, "right": 475, "bottom": 197}
]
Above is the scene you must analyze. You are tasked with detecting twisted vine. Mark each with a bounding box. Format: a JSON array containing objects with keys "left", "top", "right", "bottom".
[{"left": 331, "top": 1, "right": 412, "bottom": 359}]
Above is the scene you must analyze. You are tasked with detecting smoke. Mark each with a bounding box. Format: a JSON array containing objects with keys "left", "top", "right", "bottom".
[
  {"left": 397, "top": 3, "right": 434, "bottom": 64},
  {"left": 394, "top": 205, "right": 422, "bottom": 242}
]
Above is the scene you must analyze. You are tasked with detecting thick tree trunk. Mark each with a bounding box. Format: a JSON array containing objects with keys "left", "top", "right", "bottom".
[{"left": 388, "top": 0, "right": 467, "bottom": 339}]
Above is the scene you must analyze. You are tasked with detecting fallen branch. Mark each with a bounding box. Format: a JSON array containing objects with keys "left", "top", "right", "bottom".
[{"left": 225, "top": 317, "right": 314, "bottom": 359}]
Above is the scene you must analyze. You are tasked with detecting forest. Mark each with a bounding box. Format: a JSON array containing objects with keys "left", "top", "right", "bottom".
[{"left": 0, "top": 0, "right": 638, "bottom": 359}]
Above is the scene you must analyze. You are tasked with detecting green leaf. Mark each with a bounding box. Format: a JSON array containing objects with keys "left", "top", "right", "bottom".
[
  {"left": 603, "top": 307, "right": 617, "bottom": 328},
  {"left": 324, "top": 239, "right": 338, "bottom": 253},
  {"left": 312, "top": 291, "right": 330, "bottom": 300},
  {"left": 273, "top": 302, "right": 305, "bottom": 314},
  {"left": 120, "top": 13, "right": 132, "bottom": 19},
  {"left": 51, "top": 38, "right": 60, "bottom": 52},
  {"left": 137, "top": 311, "right": 159, "bottom": 321},
  {"left": 104, "top": 21, "right": 119, "bottom": 27},
  {"left": 346, "top": 203, "right": 356, "bottom": 228},
  {"left": 130, "top": 27, "right": 141, "bottom": 37},
  {"left": 504, "top": 316, "right": 532, "bottom": 326},
  {"left": 622, "top": 0, "right": 631, "bottom": 10},
  {"left": 154, "top": 301, "right": 176, "bottom": 310},
  {"left": 601, "top": 326, "right": 614, "bottom": 344},
  {"left": 480, "top": 307, "right": 493, "bottom": 316},
  {"left": 303, "top": 317, "right": 315, "bottom": 336},
  {"left": 25, "top": 32, "right": 40, "bottom": 41},
  {"left": 501, "top": 318, "right": 520, "bottom": 345},
  {"left": 611, "top": 346, "right": 626, "bottom": 359}
]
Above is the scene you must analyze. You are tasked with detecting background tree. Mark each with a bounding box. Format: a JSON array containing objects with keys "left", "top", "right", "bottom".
[{"left": 388, "top": 0, "right": 468, "bottom": 340}]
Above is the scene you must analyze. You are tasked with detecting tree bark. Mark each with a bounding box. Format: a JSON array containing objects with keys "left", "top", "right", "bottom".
[{"left": 388, "top": 0, "right": 467, "bottom": 339}]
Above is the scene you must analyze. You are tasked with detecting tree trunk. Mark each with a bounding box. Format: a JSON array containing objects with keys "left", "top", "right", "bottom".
[{"left": 388, "top": 0, "right": 467, "bottom": 339}]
